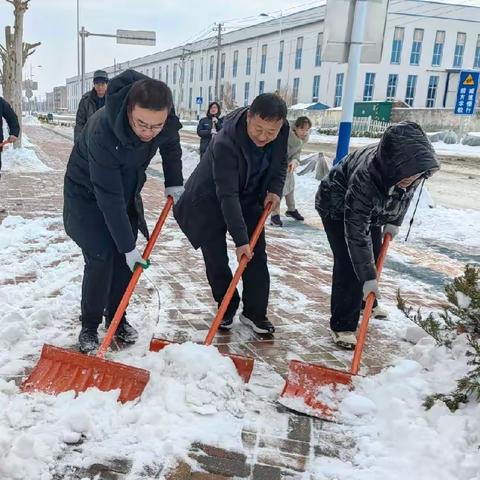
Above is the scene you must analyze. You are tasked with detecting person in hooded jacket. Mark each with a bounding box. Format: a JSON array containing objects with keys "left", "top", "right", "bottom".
[
  {"left": 316, "top": 121, "right": 439, "bottom": 349},
  {"left": 74, "top": 70, "right": 109, "bottom": 142},
  {"left": 174, "top": 93, "right": 289, "bottom": 334},
  {"left": 64, "top": 69, "right": 184, "bottom": 353},
  {"left": 197, "top": 101, "right": 223, "bottom": 157}
]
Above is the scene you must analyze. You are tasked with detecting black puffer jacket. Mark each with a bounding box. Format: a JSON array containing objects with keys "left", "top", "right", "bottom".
[
  {"left": 174, "top": 107, "right": 288, "bottom": 249},
  {"left": 316, "top": 121, "right": 439, "bottom": 282},
  {"left": 64, "top": 69, "right": 183, "bottom": 255},
  {"left": 197, "top": 115, "right": 224, "bottom": 156},
  {"left": 74, "top": 89, "right": 104, "bottom": 142},
  {"left": 0, "top": 96, "right": 20, "bottom": 145}
]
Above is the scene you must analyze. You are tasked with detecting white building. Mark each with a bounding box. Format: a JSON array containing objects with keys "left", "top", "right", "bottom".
[{"left": 66, "top": 0, "right": 480, "bottom": 116}]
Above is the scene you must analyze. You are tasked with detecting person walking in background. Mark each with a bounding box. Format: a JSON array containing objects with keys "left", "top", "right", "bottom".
[
  {"left": 315, "top": 122, "right": 439, "bottom": 349},
  {"left": 271, "top": 116, "right": 311, "bottom": 227},
  {"left": 64, "top": 70, "right": 184, "bottom": 353},
  {"left": 196, "top": 101, "right": 223, "bottom": 157},
  {"left": 175, "top": 94, "right": 289, "bottom": 335},
  {"left": 74, "top": 70, "right": 109, "bottom": 142}
]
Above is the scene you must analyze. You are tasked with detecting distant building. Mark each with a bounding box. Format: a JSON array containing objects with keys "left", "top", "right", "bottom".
[
  {"left": 66, "top": 0, "right": 480, "bottom": 115},
  {"left": 53, "top": 86, "right": 67, "bottom": 112},
  {"left": 45, "top": 91, "right": 54, "bottom": 112}
]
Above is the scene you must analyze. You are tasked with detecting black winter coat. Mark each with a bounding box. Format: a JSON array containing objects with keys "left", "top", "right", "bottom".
[
  {"left": 174, "top": 107, "right": 289, "bottom": 249},
  {"left": 197, "top": 115, "right": 224, "bottom": 156},
  {"left": 316, "top": 121, "right": 439, "bottom": 282},
  {"left": 64, "top": 69, "right": 183, "bottom": 255},
  {"left": 74, "top": 89, "right": 104, "bottom": 142},
  {"left": 0, "top": 97, "right": 20, "bottom": 146}
]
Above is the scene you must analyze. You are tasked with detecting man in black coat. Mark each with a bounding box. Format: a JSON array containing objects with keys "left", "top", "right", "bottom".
[
  {"left": 0, "top": 96, "right": 20, "bottom": 177},
  {"left": 174, "top": 93, "right": 289, "bottom": 334},
  {"left": 74, "top": 70, "right": 109, "bottom": 142},
  {"left": 316, "top": 121, "right": 440, "bottom": 349},
  {"left": 196, "top": 101, "right": 223, "bottom": 157},
  {"left": 64, "top": 69, "right": 184, "bottom": 352}
]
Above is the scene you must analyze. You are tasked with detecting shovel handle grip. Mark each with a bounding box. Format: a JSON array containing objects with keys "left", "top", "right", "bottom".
[
  {"left": 350, "top": 232, "right": 391, "bottom": 375},
  {"left": 204, "top": 203, "right": 273, "bottom": 346},
  {"left": 97, "top": 197, "right": 174, "bottom": 358}
]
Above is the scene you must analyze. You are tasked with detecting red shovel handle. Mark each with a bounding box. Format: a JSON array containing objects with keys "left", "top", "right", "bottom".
[
  {"left": 350, "top": 232, "right": 392, "bottom": 375},
  {"left": 204, "top": 203, "right": 273, "bottom": 346},
  {"left": 97, "top": 197, "right": 174, "bottom": 358}
]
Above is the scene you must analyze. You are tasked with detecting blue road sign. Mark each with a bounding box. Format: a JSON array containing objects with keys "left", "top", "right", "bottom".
[
  {"left": 196, "top": 96, "right": 203, "bottom": 105},
  {"left": 454, "top": 71, "right": 479, "bottom": 116}
]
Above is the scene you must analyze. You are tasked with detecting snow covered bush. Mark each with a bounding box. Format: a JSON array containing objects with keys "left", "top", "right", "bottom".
[{"left": 397, "top": 264, "right": 480, "bottom": 411}]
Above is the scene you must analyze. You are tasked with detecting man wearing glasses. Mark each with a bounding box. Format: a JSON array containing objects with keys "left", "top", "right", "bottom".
[{"left": 64, "top": 69, "right": 183, "bottom": 353}]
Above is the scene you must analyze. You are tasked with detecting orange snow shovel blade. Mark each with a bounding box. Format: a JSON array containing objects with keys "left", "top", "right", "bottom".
[
  {"left": 21, "top": 198, "right": 174, "bottom": 402},
  {"left": 279, "top": 234, "right": 392, "bottom": 420},
  {"left": 149, "top": 204, "right": 273, "bottom": 384}
]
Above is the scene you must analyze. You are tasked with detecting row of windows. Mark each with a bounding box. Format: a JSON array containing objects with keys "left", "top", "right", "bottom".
[{"left": 391, "top": 27, "right": 480, "bottom": 69}]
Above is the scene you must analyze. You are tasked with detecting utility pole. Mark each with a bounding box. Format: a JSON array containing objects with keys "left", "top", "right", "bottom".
[
  {"left": 80, "top": 26, "right": 86, "bottom": 95},
  {"left": 179, "top": 47, "right": 192, "bottom": 112},
  {"left": 214, "top": 23, "right": 224, "bottom": 101}
]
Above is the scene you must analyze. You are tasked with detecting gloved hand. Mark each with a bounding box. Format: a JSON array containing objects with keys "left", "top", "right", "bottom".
[
  {"left": 165, "top": 186, "right": 184, "bottom": 204},
  {"left": 125, "top": 248, "right": 150, "bottom": 272},
  {"left": 383, "top": 223, "right": 399, "bottom": 239},
  {"left": 362, "top": 279, "right": 380, "bottom": 301}
]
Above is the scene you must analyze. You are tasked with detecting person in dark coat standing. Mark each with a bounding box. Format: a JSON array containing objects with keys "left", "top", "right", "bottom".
[
  {"left": 316, "top": 121, "right": 440, "bottom": 349},
  {"left": 0, "top": 96, "right": 20, "bottom": 177},
  {"left": 74, "top": 70, "right": 109, "bottom": 142},
  {"left": 196, "top": 101, "right": 223, "bottom": 157},
  {"left": 64, "top": 69, "right": 184, "bottom": 352},
  {"left": 174, "top": 93, "right": 289, "bottom": 334}
]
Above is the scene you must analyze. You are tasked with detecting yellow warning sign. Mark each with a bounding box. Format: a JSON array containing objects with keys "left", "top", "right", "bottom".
[{"left": 463, "top": 74, "right": 475, "bottom": 86}]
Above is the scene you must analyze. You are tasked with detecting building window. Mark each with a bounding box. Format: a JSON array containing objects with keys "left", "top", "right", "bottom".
[
  {"left": 410, "top": 28, "right": 423, "bottom": 66},
  {"left": 292, "top": 77, "right": 300, "bottom": 105},
  {"left": 190, "top": 60, "right": 194, "bottom": 82},
  {"left": 278, "top": 40, "right": 284, "bottom": 72},
  {"left": 220, "top": 53, "right": 225, "bottom": 79},
  {"left": 259, "top": 80, "right": 265, "bottom": 95},
  {"left": 426, "top": 75, "right": 439, "bottom": 108},
  {"left": 363, "top": 72, "right": 375, "bottom": 101},
  {"left": 474, "top": 35, "right": 480, "bottom": 68},
  {"left": 244, "top": 82, "right": 250, "bottom": 106},
  {"left": 390, "top": 27, "right": 404, "bottom": 64},
  {"left": 312, "top": 75, "right": 320, "bottom": 102},
  {"left": 432, "top": 30, "right": 445, "bottom": 66},
  {"left": 159, "top": 66, "right": 162, "bottom": 81},
  {"left": 209, "top": 55, "right": 214, "bottom": 80},
  {"left": 188, "top": 87, "right": 193, "bottom": 109},
  {"left": 453, "top": 32, "right": 466, "bottom": 68},
  {"left": 315, "top": 33, "right": 323, "bottom": 67},
  {"left": 152, "top": 67, "right": 156, "bottom": 79},
  {"left": 233, "top": 50, "right": 238, "bottom": 78},
  {"left": 405, "top": 74, "right": 417, "bottom": 106},
  {"left": 146, "top": 68, "right": 150, "bottom": 77},
  {"left": 232, "top": 83, "right": 236, "bottom": 101},
  {"left": 199, "top": 86, "right": 203, "bottom": 101},
  {"left": 334, "top": 73, "right": 344, "bottom": 107},
  {"left": 208, "top": 86, "right": 212, "bottom": 103},
  {"left": 386, "top": 74, "right": 398, "bottom": 101},
  {"left": 260, "top": 44, "right": 267, "bottom": 74},
  {"left": 200, "top": 57, "right": 204, "bottom": 81},
  {"left": 295, "top": 37, "right": 303, "bottom": 69},
  {"left": 220, "top": 84, "right": 224, "bottom": 101},
  {"left": 173, "top": 63, "right": 177, "bottom": 84},
  {"left": 276, "top": 78, "right": 281, "bottom": 92},
  {"left": 246, "top": 48, "right": 252, "bottom": 75},
  {"left": 166, "top": 65, "right": 169, "bottom": 84}
]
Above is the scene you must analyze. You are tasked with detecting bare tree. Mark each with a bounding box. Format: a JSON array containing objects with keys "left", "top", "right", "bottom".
[
  {"left": 0, "top": 0, "right": 40, "bottom": 147},
  {"left": 276, "top": 85, "right": 293, "bottom": 108},
  {"left": 221, "top": 81, "right": 237, "bottom": 111}
]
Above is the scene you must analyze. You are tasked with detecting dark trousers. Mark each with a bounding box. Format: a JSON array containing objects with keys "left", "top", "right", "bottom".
[
  {"left": 200, "top": 204, "right": 269, "bottom": 319},
  {"left": 81, "top": 249, "right": 132, "bottom": 329},
  {"left": 322, "top": 215, "right": 382, "bottom": 332}
]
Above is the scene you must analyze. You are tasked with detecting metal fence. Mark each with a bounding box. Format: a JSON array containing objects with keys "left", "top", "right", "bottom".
[{"left": 319, "top": 116, "right": 391, "bottom": 134}]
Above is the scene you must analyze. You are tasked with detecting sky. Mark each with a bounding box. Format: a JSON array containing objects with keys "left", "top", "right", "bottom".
[{"left": 1, "top": 0, "right": 480, "bottom": 97}]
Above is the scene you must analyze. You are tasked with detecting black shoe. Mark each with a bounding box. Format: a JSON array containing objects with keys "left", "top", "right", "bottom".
[
  {"left": 105, "top": 318, "right": 138, "bottom": 343},
  {"left": 270, "top": 215, "right": 283, "bottom": 227},
  {"left": 285, "top": 209, "right": 304, "bottom": 221},
  {"left": 240, "top": 313, "right": 275, "bottom": 334},
  {"left": 219, "top": 313, "right": 234, "bottom": 330},
  {"left": 79, "top": 327, "right": 99, "bottom": 353}
]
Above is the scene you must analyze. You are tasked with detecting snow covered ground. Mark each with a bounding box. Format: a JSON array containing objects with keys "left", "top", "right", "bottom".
[{"left": 0, "top": 131, "right": 479, "bottom": 479}]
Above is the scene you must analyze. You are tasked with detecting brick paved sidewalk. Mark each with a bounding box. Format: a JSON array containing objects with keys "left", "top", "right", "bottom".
[{"left": 1, "top": 125, "right": 465, "bottom": 479}]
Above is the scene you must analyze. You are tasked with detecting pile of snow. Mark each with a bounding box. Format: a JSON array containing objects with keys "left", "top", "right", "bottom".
[
  {"left": 1, "top": 145, "right": 50, "bottom": 173},
  {"left": 23, "top": 115, "right": 41, "bottom": 126}
]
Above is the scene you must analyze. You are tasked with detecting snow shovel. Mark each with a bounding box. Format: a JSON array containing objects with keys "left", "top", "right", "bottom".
[
  {"left": 279, "top": 232, "right": 392, "bottom": 420},
  {"left": 21, "top": 197, "right": 174, "bottom": 403},
  {"left": 149, "top": 203, "right": 273, "bottom": 383}
]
